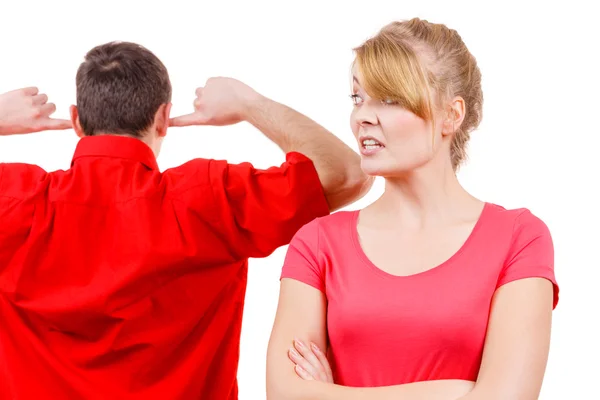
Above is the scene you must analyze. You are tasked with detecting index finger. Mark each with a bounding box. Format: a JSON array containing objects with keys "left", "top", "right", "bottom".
[
  {"left": 45, "top": 118, "right": 73, "bottom": 130},
  {"left": 169, "top": 113, "right": 199, "bottom": 127}
]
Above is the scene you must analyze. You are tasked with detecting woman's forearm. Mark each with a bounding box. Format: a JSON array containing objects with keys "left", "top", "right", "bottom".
[{"left": 297, "top": 379, "right": 475, "bottom": 400}]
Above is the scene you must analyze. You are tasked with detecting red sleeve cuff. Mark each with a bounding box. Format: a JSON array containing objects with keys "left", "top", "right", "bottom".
[{"left": 285, "top": 151, "right": 330, "bottom": 219}]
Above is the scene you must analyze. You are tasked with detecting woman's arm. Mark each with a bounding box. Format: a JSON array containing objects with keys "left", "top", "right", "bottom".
[
  {"left": 287, "top": 277, "right": 554, "bottom": 400},
  {"left": 459, "top": 211, "right": 557, "bottom": 399},
  {"left": 457, "top": 278, "right": 554, "bottom": 399},
  {"left": 266, "top": 279, "right": 475, "bottom": 400},
  {"left": 266, "top": 278, "right": 329, "bottom": 399}
]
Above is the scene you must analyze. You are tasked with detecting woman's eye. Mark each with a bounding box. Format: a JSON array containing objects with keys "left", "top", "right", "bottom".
[{"left": 349, "top": 94, "right": 363, "bottom": 105}]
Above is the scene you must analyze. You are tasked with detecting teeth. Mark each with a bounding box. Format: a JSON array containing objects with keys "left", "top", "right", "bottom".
[
  {"left": 362, "top": 138, "right": 383, "bottom": 150},
  {"left": 362, "top": 139, "right": 380, "bottom": 146}
]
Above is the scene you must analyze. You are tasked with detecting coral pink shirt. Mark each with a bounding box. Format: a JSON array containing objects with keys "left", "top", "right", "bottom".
[{"left": 281, "top": 203, "right": 558, "bottom": 387}]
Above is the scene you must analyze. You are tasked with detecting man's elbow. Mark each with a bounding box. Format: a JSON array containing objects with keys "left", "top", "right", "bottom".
[
  {"left": 351, "top": 170, "right": 374, "bottom": 200},
  {"left": 325, "top": 168, "right": 373, "bottom": 211}
]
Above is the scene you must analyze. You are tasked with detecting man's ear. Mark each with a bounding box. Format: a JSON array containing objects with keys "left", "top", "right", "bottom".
[
  {"left": 70, "top": 105, "right": 85, "bottom": 138},
  {"left": 155, "top": 103, "right": 172, "bottom": 138}
]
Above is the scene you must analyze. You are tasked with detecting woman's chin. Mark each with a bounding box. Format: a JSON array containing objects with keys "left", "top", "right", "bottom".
[{"left": 361, "top": 161, "right": 407, "bottom": 178}]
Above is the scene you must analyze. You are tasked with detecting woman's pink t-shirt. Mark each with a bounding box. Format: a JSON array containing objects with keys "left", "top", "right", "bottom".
[{"left": 281, "top": 203, "right": 559, "bottom": 387}]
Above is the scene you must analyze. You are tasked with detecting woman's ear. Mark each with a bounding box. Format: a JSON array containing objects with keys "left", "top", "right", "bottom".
[{"left": 442, "top": 96, "right": 465, "bottom": 136}]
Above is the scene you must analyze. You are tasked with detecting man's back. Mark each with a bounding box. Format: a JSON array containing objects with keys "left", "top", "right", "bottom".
[
  {"left": 0, "top": 135, "right": 329, "bottom": 399},
  {"left": 0, "top": 39, "right": 369, "bottom": 398}
]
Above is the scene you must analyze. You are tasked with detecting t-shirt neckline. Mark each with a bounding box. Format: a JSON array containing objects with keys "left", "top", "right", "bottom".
[{"left": 350, "top": 202, "right": 491, "bottom": 280}]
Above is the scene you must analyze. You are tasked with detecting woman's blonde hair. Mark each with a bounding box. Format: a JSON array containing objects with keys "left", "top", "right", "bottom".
[{"left": 354, "top": 18, "right": 483, "bottom": 170}]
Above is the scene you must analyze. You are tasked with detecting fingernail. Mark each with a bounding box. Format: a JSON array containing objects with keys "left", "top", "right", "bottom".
[
  {"left": 310, "top": 343, "right": 320, "bottom": 353},
  {"left": 295, "top": 364, "right": 307, "bottom": 377},
  {"left": 294, "top": 339, "right": 305, "bottom": 349},
  {"left": 289, "top": 348, "right": 300, "bottom": 358}
]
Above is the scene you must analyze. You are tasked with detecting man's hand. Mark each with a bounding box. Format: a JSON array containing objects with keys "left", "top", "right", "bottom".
[
  {"left": 0, "top": 87, "right": 72, "bottom": 135},
  {"left": 288, "top": 339, "right": 334, "bottom": 383},
  {"left": 169, "top": 77, "right": 262, "bottom": 127},
  {"left": 171, "top": 77, "right": 371, "bottom": 212}
]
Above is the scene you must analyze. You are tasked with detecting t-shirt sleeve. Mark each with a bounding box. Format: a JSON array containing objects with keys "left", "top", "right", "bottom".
[
  {"left": 497, "top": 209, "right": 559, "bottom": 309},
  {"left": 207, "top": 152, "right": 330, "bottom": 259},
  {"left": 280, "top": 219, "right": 325, "bottom": 293}
]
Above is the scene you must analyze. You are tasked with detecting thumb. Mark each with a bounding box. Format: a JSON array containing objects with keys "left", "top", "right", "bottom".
[
  {"left": 45, "top": 118, "right": 73, "bottom": 130},
  {"left": 169, "top": 112, "right": 209, "bottom": 127}
]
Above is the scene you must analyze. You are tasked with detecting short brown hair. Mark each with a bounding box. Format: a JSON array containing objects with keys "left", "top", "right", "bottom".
[
  {"left": 76, "top": 41, "right": 172, "bottom": 137},
  {"left": 354, "top": 18, "right": 483, "bottom": 170}
]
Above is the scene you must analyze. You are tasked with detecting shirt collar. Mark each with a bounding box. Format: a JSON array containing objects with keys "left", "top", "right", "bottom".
[{"left": 71, "top": 135, "right": 159, "bottom": 170}]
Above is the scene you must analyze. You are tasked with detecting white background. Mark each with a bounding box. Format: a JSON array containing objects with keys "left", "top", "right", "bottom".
[{"left": 1, "top": 0, "right": 598, "bottom": 398}]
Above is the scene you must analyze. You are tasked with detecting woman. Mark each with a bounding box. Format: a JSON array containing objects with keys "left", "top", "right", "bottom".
[{"left": 266, "top": 18, "right": 558, "bottom": 400}]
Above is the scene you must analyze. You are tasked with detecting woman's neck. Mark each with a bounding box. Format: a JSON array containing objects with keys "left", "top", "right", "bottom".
[{"left": 370, "top": 162, "right": 481, "bottom": 229}]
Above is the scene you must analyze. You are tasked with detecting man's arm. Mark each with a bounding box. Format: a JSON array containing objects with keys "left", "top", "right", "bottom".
[
  {"left": 0, "top": 86, "right": 68, "bottom": 274},
  {"left": 170, "top": 77, "right": 372, "bottom": 211},
  {"left": 242, "top": 95, "right": 369, "bottom": 211},
  {"left": 0, "top": 87, "right": 71, "bottom": 135}
]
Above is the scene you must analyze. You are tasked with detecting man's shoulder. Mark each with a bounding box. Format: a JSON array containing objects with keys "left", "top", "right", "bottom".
[
  {"left": 0, "top": 162, "right": 50, "bottom": 198},
  {"left": 0, "top": 161, "right": 47, "bottom": 175},
  {"left": 162, "top": 158, "right": 212, "bottom": 177}
]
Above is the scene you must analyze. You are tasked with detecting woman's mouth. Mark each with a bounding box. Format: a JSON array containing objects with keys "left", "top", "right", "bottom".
[{"left": 360, "top": 137, "right": 385, "bottom": 155}]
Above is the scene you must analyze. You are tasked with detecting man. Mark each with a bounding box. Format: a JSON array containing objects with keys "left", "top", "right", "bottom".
[{"left": 0, "top": 42, "right": 370, "bottom": 399}]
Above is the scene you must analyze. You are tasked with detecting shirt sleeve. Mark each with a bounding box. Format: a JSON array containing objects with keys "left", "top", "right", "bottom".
[
  {"left": 280, "top": 219, "right": 325, "bottom": 293},
  {"left": 0, "top": 163, "right": 42, "bottom": 273},
  {"left": 497, "top": 209, "right": 559, "bottom": 309},
  {"left": 207, "top": 152, "right": 330, "bottom": 259}
]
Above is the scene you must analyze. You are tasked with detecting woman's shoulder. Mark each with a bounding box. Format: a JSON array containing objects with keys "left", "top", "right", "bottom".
[
  {"left": 311, "top": 209, "right": 359, "bottom": 231},
  {"left": 485, "top": 202, "right": 548, "bottom": 225},
  {"left": 293, "top": 210, "right": 358, "bottom": 244},
  {"left": 483, "top": 202, "right": 551, "bottom": 241}
]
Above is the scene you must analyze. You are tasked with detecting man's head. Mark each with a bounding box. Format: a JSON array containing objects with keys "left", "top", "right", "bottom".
[{"left": 70, "top": 41, "right": 172, "bottom": 157}]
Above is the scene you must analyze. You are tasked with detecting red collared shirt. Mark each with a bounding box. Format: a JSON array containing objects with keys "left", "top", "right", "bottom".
[{"left": 0, "top": 135, "right": 329, "bottom": 399}]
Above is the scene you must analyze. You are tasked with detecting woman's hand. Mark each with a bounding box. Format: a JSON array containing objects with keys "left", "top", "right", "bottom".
[{"left": 288, "top": 339, "right": 334, "bottom": 383}]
